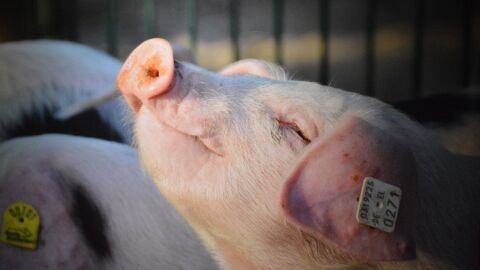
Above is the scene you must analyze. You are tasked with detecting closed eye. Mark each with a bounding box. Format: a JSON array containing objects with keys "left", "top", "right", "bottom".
[
  {"left": 275, "top": 119, "right": 311, "bottom": 144},
  {"left": 288, "top": 123, "right": 310, "bottom": 143}
]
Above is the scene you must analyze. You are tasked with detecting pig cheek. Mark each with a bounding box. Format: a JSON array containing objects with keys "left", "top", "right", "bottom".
[
  {"left": 135, "top": 108, "right": 222, "bottom": 199},
  {"left": 135, "top": 108, "right": 213, "bottom": 184}
]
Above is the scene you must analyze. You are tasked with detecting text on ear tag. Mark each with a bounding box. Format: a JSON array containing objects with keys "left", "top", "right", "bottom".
[
  {"left": 356, "top": 177, "right": 402, "bottom": 233},
  {"left": 1, "top": 202, "right": 41, "bottom": 250}
]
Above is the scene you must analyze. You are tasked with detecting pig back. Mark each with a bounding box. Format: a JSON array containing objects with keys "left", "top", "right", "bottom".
[{"left": 0, "top": 134, "right": 217, "bottom": 270}]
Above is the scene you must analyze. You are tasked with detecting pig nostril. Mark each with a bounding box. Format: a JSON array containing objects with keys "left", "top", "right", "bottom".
[{"left": 147, "top": 68, "right": 160, "bottom": 78}]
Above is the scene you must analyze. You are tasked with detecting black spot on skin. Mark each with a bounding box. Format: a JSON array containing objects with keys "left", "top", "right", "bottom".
[
  {"left": 70, "top": 184, "right": 112, "bottom": 260},
  {"left": 5, "top": 107, "right": 123, "bottom": 142},
  {"left": 394, "top": 93, "right": 480, "bottom": 126}
]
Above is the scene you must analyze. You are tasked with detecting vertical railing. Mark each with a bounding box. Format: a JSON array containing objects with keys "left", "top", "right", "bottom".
[
  {"left": 98, "top": 0, "right": 477, "bottom": 98},
  {"left": 228, "top": 0, "right": 240, "bottom": 61},
  {"left": 186, "top": 0, "right": 198, "bottom": 53},
  {"left": 412, "top": 0, "right": 425, "bottom": 98},
  {"left": 365, "top": 0, "right": 376, "bottom": 96},
  {"left": 319, "top": 0, "right": 330, "bottom": 85},
  {"left": 143, "top": 0, "right": 157, "bottom": 39},
  {"left": 272, "top": 0, "right": 284, "bottom": 65},
  {"left": 461, "top": 0, "right": 473, "bottom": 88},
  {"left": 105, "top": 0, "right": 118, "bottom": 56}
]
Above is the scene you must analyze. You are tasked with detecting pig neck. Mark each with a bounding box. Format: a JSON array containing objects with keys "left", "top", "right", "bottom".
[
  {"left": 189, "top": 208, "right": 317, "bottom": 270},
  {"left": 212, "top": 237, "right": 262, "bottom": 270},
  {"left": 414, "top": 148, "right": 480, "bottom": 269}
]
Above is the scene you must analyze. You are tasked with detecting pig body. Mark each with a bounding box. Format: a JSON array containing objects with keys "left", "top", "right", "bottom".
[
  {"left": 0, "top": 134, "right": 217, "bottom": 270},
  {"left": 119, "top": 39, "right": 480, "bottom": 269},
  {"left": 0, "top": 40, "right": 131, "bottom": 143}
]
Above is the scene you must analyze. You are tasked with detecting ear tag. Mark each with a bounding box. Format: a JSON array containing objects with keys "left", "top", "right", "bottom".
[
  {"left": 356, "top": 177, "right": 402, "bottom": 233},
  {"left": 1, "top": 202, "right": 41, "bottom": 250}
]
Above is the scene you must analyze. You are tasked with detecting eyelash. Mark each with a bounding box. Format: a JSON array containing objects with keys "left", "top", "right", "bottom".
[
  {"left": 288, "top": 123, "right": 310, "bottom": 143},
  {"left": 276, "top": 119, "right": 311, "bottom": 144}
]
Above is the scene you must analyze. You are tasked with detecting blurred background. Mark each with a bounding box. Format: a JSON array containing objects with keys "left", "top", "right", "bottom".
[{"left": 1, "top": 0, "right": 479, "bottom": 103}]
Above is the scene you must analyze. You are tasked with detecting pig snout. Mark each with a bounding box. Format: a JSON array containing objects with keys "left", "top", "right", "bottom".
[
  {"left": 118, "top": 38, "right": 228, "bottom": 157},
  {"left": 118, "top": 38, "right": 175, "bottom": 112}
]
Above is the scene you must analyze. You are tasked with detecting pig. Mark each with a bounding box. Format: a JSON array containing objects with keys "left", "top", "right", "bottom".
[
  {"left": 117, "top": 38, "right": 480, "bottom": 269},
  {"left": 0, "top": 134, "right": 217, "bottom": 270},
  {"left": 0, "top": 39, "right": 132, "bottom": 143}
]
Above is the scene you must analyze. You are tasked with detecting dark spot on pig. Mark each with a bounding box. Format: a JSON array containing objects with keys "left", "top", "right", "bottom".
[
  {"left": 343, "top": 153, "right": 350, "bottom": 158},
  {"left": 351, "top": 175, "right": 360, "bottom": 183},
  {"left": 5, "top": 107, "right": 124, "bottom": 143},
  {"left": 70, "top": 184, "right": 112, "bottom": 260}
]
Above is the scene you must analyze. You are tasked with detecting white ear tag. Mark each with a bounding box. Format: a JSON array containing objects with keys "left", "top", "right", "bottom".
[{"left": 356, "top": 177, "right": 402, "bottom": 233}]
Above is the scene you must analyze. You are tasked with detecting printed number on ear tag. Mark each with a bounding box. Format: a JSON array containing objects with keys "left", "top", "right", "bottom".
[
  {"left": 1, "top": 202, "right": 41, "bottom": 250},
  {"left": 356, "top": 177, "right": 402, "bottom": 233}
]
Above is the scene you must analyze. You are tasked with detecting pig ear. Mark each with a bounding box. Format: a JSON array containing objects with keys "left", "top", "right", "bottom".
[
  {"left": 281, "top": 115, "right": 417, "bottom": 261},
  {"left": 53, "top": 88, "right": 119, "bottom": 120},
  {"left": 219, "top": 59, "right": 287, "bottom": 80}
]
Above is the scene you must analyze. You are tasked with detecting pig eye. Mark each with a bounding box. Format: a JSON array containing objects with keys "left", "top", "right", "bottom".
[
  {"left": 290, "top": 124, "right": 310, "bottom": 143},
  {"left": 276, "top": 119, "right": 311, "bottom": 146}
]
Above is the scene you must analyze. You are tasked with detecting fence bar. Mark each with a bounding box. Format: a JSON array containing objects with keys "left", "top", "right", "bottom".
[
  {"left": 365, "top": 0, "right": 376, "bottom": 96},
  {"left": 412, "top": 0, "right": 425, "bottom": 98},
  {"left": 228, "top": 0, "right": 240, "bottom": 61},
  {"left": 143, "top": 0, "right": 156, "bottom": 39},
  {"left": 186, "top": 0, "right": 198, "bottom": 52},
  {"left": 273, "top": 0, "right": 284, "bottom": 65},
  {"left": 461, "top": 0, "right": 473, "bottom": 88},
  {"left": 319, "top": 0, "right": 330, "bottom": 85},
  {"left": 34, "top": 0, "right": 51, "bottom": 38},
  {"left": 105, "top": 0, "right": 118, "bottom": 56}
]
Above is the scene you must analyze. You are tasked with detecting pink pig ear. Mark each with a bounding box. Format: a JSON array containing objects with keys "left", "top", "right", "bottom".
[
  {"left": 219, "top": 59, "right": 287, "bottom": 80},
  {"left": 281, "top": 115, "right": 417, "bottom": 261}
]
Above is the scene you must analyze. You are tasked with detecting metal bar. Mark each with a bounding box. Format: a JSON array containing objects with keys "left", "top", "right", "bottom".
[
  {"left": 105, "top": 0, "right": 118, "bottom": 56},
  {"left": 273, "top": 0, "right": 284, "bottom": 65},
  {"left": 186, "top": 0, "right": 198, "bottom": 52},
  {"left": 461, "top": 0, "right": 473, "bottom": 88},
  {"left": 365, "top": 0, "right": 376, "bottom": 96},
  {"left": 319, "top": 0, "right": 330, "bottom": 85},
  {"left": 412, "top": 0, "right": 425, "bottom": 98},
  {"left": 143, "top": 0, "right": 156, "bottom": 39},
  {"left": 30, "top": 0, "right": 40, "bottom": 38},
  {"left": 228, "top": 0, "right": 240, "bottom": 61},
  {"left": 67, "top": 0, "right": 78, "bottom": 40},
  {"left": 35, "top": 0, "right": 51, "bottom": 38}
]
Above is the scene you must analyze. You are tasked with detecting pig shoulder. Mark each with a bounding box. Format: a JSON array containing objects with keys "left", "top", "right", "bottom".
[{"left": 0, "top": 134, "right": 217, "bottom": 270}]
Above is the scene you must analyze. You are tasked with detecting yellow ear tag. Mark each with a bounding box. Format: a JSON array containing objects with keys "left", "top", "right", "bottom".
[{"left": 1, "top": 202, "right": 40, "bottom": 250}]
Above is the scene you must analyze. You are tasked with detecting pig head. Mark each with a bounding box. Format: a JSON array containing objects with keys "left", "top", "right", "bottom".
[{"left": 118, "top": 39, "right": 480, "bottom": 269}]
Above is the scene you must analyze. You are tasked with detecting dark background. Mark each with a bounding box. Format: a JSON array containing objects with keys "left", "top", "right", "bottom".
[{"left": 1, "top": 0, "right": 479, "bottom": 103}]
